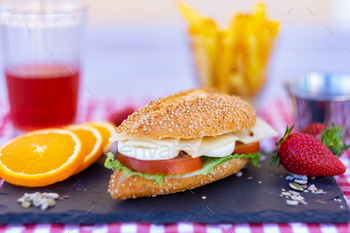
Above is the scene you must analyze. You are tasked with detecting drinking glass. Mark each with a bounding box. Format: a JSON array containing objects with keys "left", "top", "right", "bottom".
[
  {"left": 0, "top": 0, "right": 87, "bottom": 132},
  {"left": 286, "top": 73, "right": 350, "bottom": 138}
]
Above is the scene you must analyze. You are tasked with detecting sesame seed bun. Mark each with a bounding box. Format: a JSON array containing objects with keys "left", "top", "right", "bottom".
[
  {"left": 116, "top": 88, "right": 256, "bottom": 140},
  {"left": 109, "top": 157, "right": 248, "bottom": 199}
]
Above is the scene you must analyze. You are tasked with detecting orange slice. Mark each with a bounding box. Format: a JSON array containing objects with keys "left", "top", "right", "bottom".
[
  {"left": 65, "top": 124, "right": 103, "bottom": 174},
  {"left": 87, "top": 121, "right": 116, "bottom": 151},
  {"left": 0, "top": 129, "right": 85, "bottom": 187}
]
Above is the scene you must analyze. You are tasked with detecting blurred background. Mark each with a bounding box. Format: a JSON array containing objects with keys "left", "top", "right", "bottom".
[{"left": 1, "top": 0, "right": 350, "bottom": 105}]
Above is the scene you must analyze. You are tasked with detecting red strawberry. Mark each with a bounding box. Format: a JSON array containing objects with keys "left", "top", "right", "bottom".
[
  {"left": 300, "top": 122, "right": 325, "bottom": 137},
  {"left": 271, "top": 126, "right": 346, "bottom": 177},
  {"left": 301, "top": 123, "right": 350, "bottom": 157}
]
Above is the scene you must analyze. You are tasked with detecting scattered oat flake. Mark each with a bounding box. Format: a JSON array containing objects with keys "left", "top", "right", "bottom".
[
  {"left": 247, "top": 177, "right": 253, "bottom": 180},
  {"left": 315, "top": 200, "right": 326, "bottom": 204},
  {"left": 300, "top": 200, "right": 307, "bottom": 205},
  {"left": 202, "top": 196, "right": 206, "bottom": 200},
  {"left": 236, "top": 171, "right": 243, "bottom": 177},
  {"left": 286, "top": 200, "right": 299, "bottom": 206},
  {"left": 289, "top": 191, "right": 300, "bottom": 196},
  {"left": 308, "top": 184, "right": 317, "bottom": 191}
]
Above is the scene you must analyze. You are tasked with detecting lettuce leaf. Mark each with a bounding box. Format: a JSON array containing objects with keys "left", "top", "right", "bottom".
[
  {"left": 104, "top": 152, "right": 260, "bottom": 186},
  {"left": 104, "top": 153, "right": 166, "bottom": 185},
  {"left": 199, "top": 152, "right": 261, "bottom": 175}
]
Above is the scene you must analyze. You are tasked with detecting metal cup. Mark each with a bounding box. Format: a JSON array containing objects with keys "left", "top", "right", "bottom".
[{"left": 286, "top": 73, "right": 350, "bottom": 137}]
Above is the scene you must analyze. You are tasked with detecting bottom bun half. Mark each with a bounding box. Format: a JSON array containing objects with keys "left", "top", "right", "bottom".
[{"left": 109, "top": 158, "right": 248, "bottom": 199}]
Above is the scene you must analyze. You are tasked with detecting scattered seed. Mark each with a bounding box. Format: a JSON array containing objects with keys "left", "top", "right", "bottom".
[
  {"left": 286, "top": 200, "right": 299, "bottom": 206},
  {"left": 58, "top": 197, "right": 65, "bottom": 200},
  {"left": 236, "top": 171, "right": 243, "bottom": 177},
  {"left": 41, "top": 202, "right": 49, "bottom": 210},
  {"left": 308, "top": 184, "right": 317, "bottom": 191},
  {"left": 48, "top": 198, "right": 56, "bottom": 207},
  {"left": 43, "top": 193, "right": 59, "bottom": 199},
  {"left": 291, "top": 195, "right": 304, "bottom": 201},
  {"left": 33, "top": 198, "right": 41, "bottom": 207},
  {"left": 289, "top": 182, "right": 304, "bottom": 191},
  {"left": 302, "top": 185, "right": 308, "bottom": 188},
  {"left": 202, "top": 196, "right": 206, "bottom": 200},
  {"left": 340, "top": 205, "right": 345, "bottom": 209},
  {"left": 62, "top": 195, "right": 70, "bottom": 199},
  {"left": 304, "top": 190, "right": 309, "bottom": 193},
  {"left": 258, "top": 181, "right": 262, "bottom": 184},
  {"left": 22, "top": 201, "right": 31, "bottom": 208},
  {"left": 281, "top": 192, "right": 291, "bottom": 196},
  {"left": 294, "top": 179, "right": 307, "bottom": 185},
  {"left": 281, "top": 189, "right": 286, "bottom": 192},
  {"left": 19, "top": 192, "right": 59, "bottom": 210},
  {"left": 315, "top": 200, "right": 326, "bottom": 204},
  {"left": 246, "top": 177, "right": 253, "bottom": 180},
  {"left": 300, "top": 200, "right": 308, "bottom": 205},
  {"left": 289, "top": 191, "right": 300, "bottom": 196},
  {"left": 290, "top": 173, "right": 308, "bottom": 180}
]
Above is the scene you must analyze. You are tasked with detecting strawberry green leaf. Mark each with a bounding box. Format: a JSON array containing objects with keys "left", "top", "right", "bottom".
[
  {"left": 270, "top": 125, "right": 294, "bottom": 166},
  {"left": 321, "top": 123, "right": 350, "bottom": 157}
]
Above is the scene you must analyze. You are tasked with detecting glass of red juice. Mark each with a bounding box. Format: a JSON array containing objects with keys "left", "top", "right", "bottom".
[{"left": 0, "top": 0, "right": 87, "bottom": 132}]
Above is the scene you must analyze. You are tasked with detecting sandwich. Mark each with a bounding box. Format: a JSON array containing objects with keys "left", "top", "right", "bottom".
[{"left": 105, "top": 88, "right": 277, "bottom": 199}]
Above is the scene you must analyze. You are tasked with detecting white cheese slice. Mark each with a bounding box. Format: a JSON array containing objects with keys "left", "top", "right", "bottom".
[
  {"left": 125, "top": 138, "right": 180, "bottom": 149},
  {"left": 232, "top": 117, "right": 278, "bottom": 144},
  {"left": 205, "top": 141, "right": 236, "bottom": 157},
  {"left": 110, "top": 133, "right": 180, "bottom": 148},
  {"left": 109, "top": 133, "right": 133, "bottom": 142},
  {"left": 118, "top": 141, "right": 179, "bottom": 161},
  {"left": 177, "top": 138, "right": 203, "bottom": 152},
  {"left": 188, "top": 133, "right": 239, "bottom": 158}
]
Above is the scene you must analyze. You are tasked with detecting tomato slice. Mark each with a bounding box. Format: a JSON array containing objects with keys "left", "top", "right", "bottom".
[
  {"left": 118, "top": 141, "right": 260, "bottom": 174},
  {"left": 118, "top": 153, "right": 203, "bottom": 175},
  {"left": 233, "top": 142, "right": 260, "bottom": 155}
]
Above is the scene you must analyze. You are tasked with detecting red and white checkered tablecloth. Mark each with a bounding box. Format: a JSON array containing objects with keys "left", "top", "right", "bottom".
[{"left": 0, "top": 96, "right": 350, "bottom": 233}]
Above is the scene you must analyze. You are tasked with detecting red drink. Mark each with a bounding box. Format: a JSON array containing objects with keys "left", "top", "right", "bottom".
[{"left": 5, "top": 64, "right": 80, "bottom": 131}]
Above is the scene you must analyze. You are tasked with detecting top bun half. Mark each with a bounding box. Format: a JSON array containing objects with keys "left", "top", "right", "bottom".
[{"left": 116, "top": 88, "right": 256, "bottom": 140}]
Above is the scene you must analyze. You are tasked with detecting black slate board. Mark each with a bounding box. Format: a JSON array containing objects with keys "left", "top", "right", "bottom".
[{"left": 0, "top": 155, "right": 349, "bottom": 224}]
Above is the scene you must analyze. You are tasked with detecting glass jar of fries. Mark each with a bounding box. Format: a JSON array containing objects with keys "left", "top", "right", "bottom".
[{"left": 179, "top": 2, "right": 280, "bottom": 104}]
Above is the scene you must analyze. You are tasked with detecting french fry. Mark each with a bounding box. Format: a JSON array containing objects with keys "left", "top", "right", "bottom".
[
  {"left": 177, "top": 2, "right": 217, "bottom": 36},
  {"left": 177, "top": 2, "right": 280, "bottom": 104}
]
